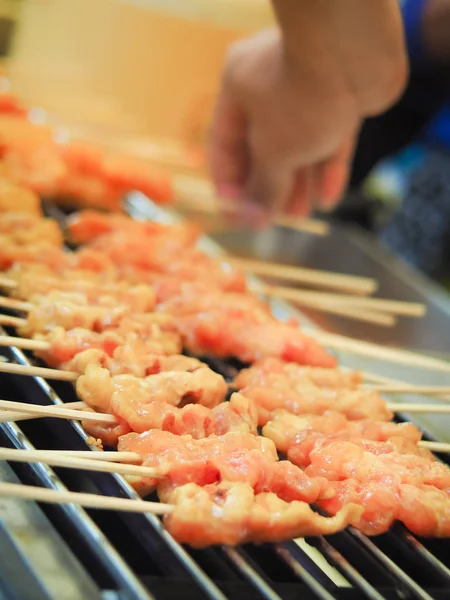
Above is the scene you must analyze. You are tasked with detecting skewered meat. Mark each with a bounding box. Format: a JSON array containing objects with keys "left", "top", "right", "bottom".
[
  {"left": 235, "top": 357, "right": 361, "bottom": 390},
  {"left": 262, "top": 410, "right": 423, "bottom": 463},
  {"left": 59, "top": 142, "right": 173, "bottom": 208},
  {"left": 0, "top": 112, "right": 172, "bottom": 208},
  {"left": 159, "top": 284, "right": 335, "bottom": 368},
  {"left": 0, "top": 212, "right": 63, "bottom": 247},
  {"left": 19, "top": 299, "right": 181, "bottom": 355},
  {"left": 84, "top": 392, "right": 258, "bottom": 447},
  {"left": 118, "top": 429, "right": 332, "bottom": 502},
  {"left": 319, "top": 478, "right": 450, "bottom": 538},
  {"left": 88, "top": 233, "right": 247, "bottom": 293},
  {"left": 0, "top": 237, "right": 70, "bottom": 271},
  {"left": 160, "top": 482, "right": 362, "bottom": 547},
  {"left": 306, "top": 441, "right": 449, "bottom": 490},
  {"left": 66, "top": 210, "right": 199, "bottom": 246},
  {"left": 238, "top": 377, "right": 391, "bottom": 425},
  {"left": 77, "top": 364, "right": 227, "bottom": 415},
  {"left": 64, "top": 346, "right": 205, "bottom": 377},
  {"left": 304, "top": 440, "right": 450, "bottom": 536},
  {"left": 7, "top": 264, "right": 156, "bottom": 312},
  {"left": 35, "top": 326, "right": 180, "bottom": 367},
  {"left": 0, "top": 175, "right": 42, "bottom": 216},
  {"left": 29, "top": 287, "right": 156, "bottom": 316}
]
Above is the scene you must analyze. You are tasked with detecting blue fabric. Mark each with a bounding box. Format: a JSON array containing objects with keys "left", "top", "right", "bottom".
[
  {"left": 401, "top": 0, "right": 430, "bottom": 68},
  {"left": 426, "top": 107, "right": 450, "bottom": 151},
  {"left": 401, "top": 0, "right": 450, "bottom": 150}
]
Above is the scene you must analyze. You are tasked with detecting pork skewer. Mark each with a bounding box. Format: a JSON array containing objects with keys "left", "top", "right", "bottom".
[
  {"left": 0, "top": 479, "right": 361, "bottom": 547},
  {"left": 0, "top": 266, "right": 426, "bottom": 320}
]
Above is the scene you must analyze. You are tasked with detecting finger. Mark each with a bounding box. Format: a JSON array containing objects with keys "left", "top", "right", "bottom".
[
  {"left": 285, "top": 168, "right": 313, "bottom": 218},
  {"left": 316, "top": 137, "right": 356, "bottom": 211},
  {"left": 246, "top": 154, "right": 291, "bottom": 225},
  {"left": 209, "top": 86, "right": 249, "bottom": 201}
]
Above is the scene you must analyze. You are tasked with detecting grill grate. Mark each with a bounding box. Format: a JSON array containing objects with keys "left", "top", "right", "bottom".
[{"left": 0, "top": 200, "right": 449, "bottom": 599}]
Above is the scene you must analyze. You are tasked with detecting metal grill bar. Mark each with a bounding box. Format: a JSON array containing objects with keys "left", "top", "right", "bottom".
[
  {"left": 313, "top": 537, "right": 385, "bottom": 600},
  {"left": 222, "top": 547, "right": 283, "bottom": 600},
  {"left": 348, "top": 529, "right": 434, "bottom": 600},
  {"left": 275, "top": 545, "right": 337, "bottom": 600},
  {"left": 398, "top": 528, "right": 450, "bottom": 584},
  {"left": 0, "top": 421, "right": 155, "bottom": 600}
]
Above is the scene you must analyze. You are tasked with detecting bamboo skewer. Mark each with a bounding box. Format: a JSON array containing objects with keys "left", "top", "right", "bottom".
[
  {"left": 0, "top": 400, "right": 115, "bottom": 424},
  {"left": 418, "top": 441, "right": 450, "bottom": 453},
  {"left": 0, "top": 275, "right": 17, "bottom": 289},
  {"left": 271, "top": 296, "right": 397, "bottom": 327},
  {"left": 227, "top": 257, "right": 377, "bottom": 295},
  {"left": 0, "top": 297, "right": 33, "bottom": 311},
  {"left": 0, "top": 335, "right": 52, "bottom": 351},
  {"left": 250, "top": 283, "right": 426, "bottom": 318},
  {"left": 0, "top": 447, "right": 163, "bottom": 478},
  {"left": 0, "top": 314, "right": 27, "bottom": 328},
  {"left": 25, "top": 450, "right": 142, "bottom": 462},
  {"left": 387, "top": 403, "right": 450, "bottom": 414},
  {"left": 371, "top": 385, "right": 450, "bottom": 397},
  {"left": 306, "top": 330, "right": 450, "bottom": 373},
  {"left": 172, "top": 175, "right": 331, "bottom": 236},
  {"left": 0, "top": 400, "right": 86, "bottom": 423},
  {"left": 0, "top": 361, "right": 78, "bottom": 381},
  {"left": 274, "top": 215, "right": 330, "bottom": 237},
  {"left": 0, "top": 481, "right": 173, "bottom": 515}
]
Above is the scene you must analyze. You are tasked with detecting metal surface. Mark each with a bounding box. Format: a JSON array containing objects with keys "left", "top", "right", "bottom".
[
  {"left": 0, "top": 461, "right": 100, "bottom": 600},
  {"left": 0, "top": 196, "right": 449, "bottom": 599},
  {"left": 210, "top": 221, "right": 450, "bottom": 353}
]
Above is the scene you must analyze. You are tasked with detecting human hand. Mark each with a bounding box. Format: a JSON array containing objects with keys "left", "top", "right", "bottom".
[{"left": 210, "top": 24, "right": 406, "bottom": 225}]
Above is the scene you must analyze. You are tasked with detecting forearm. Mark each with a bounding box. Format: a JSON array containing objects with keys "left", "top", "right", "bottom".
[
  {"left": 271, "top": 0, "right": 408, "bottom": 115},
  {"left": 423, "top": 0, "right": 450, "bottom": 63}
]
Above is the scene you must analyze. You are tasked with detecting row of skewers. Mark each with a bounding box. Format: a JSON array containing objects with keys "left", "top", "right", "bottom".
[{"left": 0, "top": 202, "right": 450, "bottom": 547}]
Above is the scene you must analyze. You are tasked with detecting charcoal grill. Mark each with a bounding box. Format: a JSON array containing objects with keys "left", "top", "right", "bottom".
[{"left": 1, "top": 196, "right": 450, "bottom": 600}]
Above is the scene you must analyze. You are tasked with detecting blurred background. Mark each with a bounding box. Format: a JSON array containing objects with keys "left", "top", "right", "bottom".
[{"left": 1, "top": 0, "right": 450, "bottom": 290}]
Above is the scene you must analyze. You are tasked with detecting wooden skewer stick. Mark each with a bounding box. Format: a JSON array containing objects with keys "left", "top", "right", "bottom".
[
  {"left": 371, "top": 385, "right": 450, "bottom": 397},
  {"left": 227, "top": 257, "right": 377, "bottom": 296},
  {"left": 0, "top": 275, "right": 17, "bottom": 289},
  {"left": 29, "top": 450, "right": 142, "bottom": 463},
  {"left": 418, "top": 441, "right": 450, "bottom": 453},
  {"left": 0, "top": 335, "right": 51, "bottom": 351},
  {"left": 361, "top": 370, "right": 450, "bottom": 402},
  {"left": 0, "top": 314, "right": 27, "bottom": 328},
  {"left": 0, "top": 447, "right": 162, "bottom": 478},
  {"left": 0, "top": 400, "right": 86, "bottom": 423},
  {"left": 0, "top": 481, "right": 173, "bottom": 515},
  {"left": 0, "top": 361, "right": 78, "bottom": 381},
  {"left": 387, "top": 403, "right": 450, "bottom": 414},
  {"left": 262, "top": 293, "right": 397, "bottom": 327},
  {"left": 0, "top": 297, "right": 32, "bottom": 311},
  {"left": 274, "top": 215, "right": 330, "bottom": 237},
  {"left": 173, "top": 176, "right": 331, "bottom": 236},
  {"left": 250, "top": 283, "right": 426, "bottom": 318},
  {"left": 307, "top": 330, "right": 450, "bottom": 373},
  {"left": 0, "top": 400, "right": 115, "bottom": 424}
]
